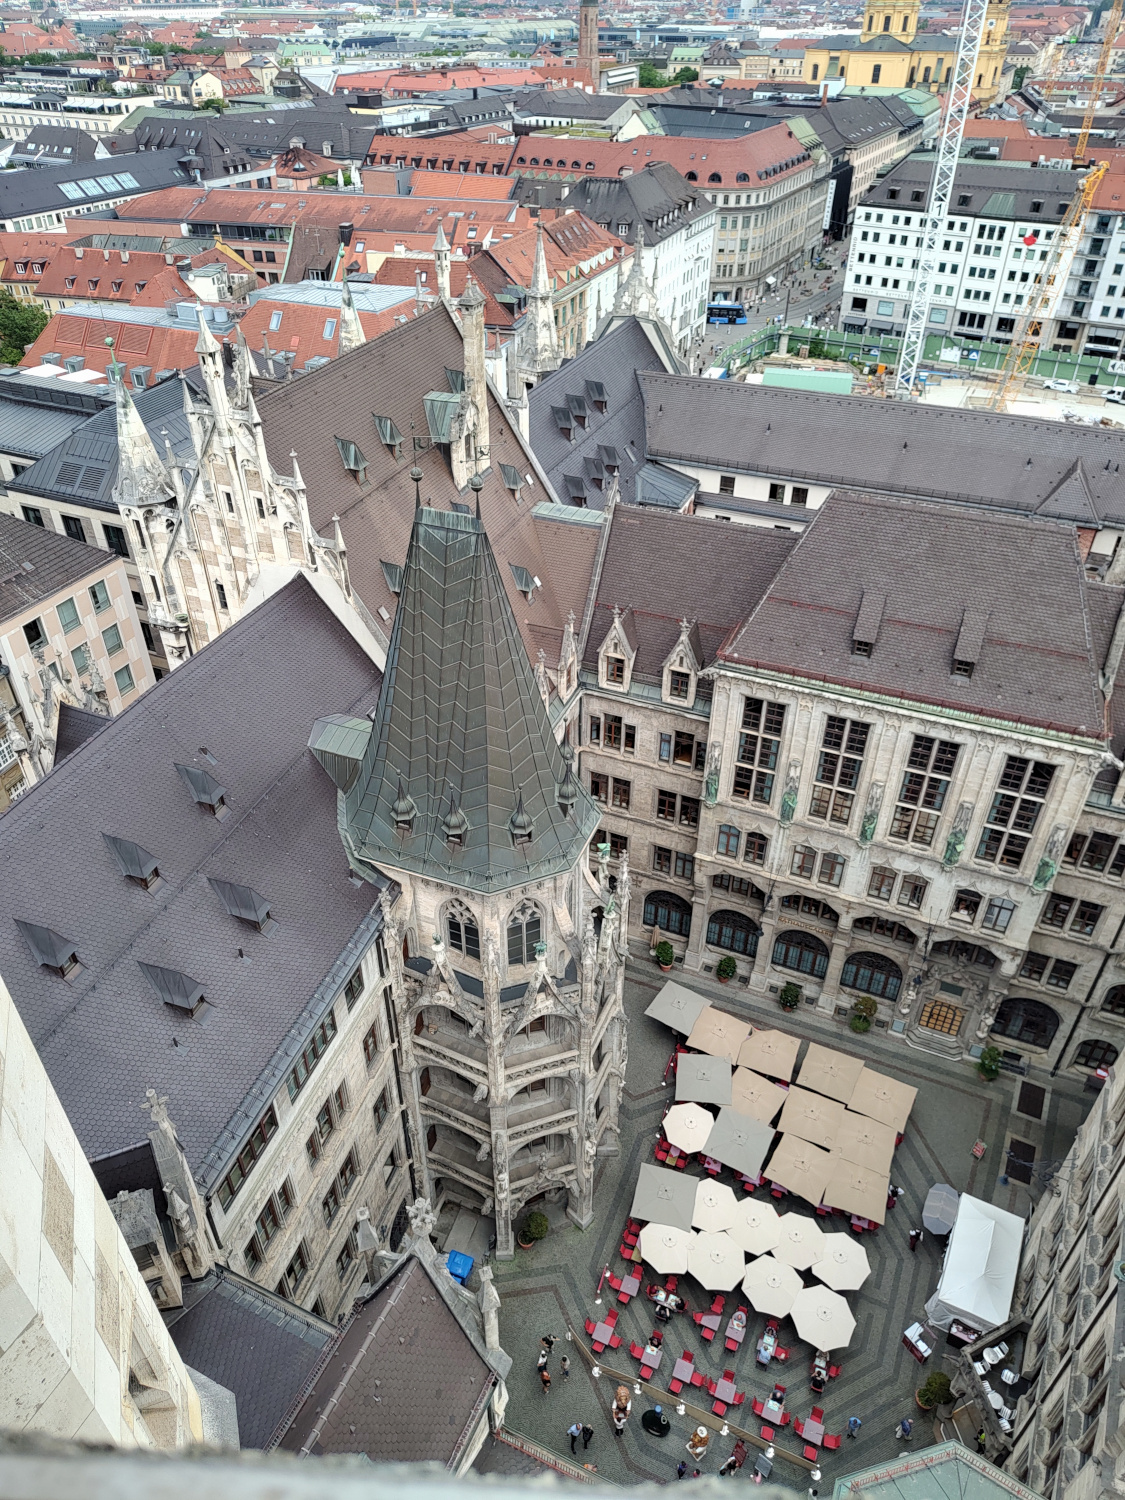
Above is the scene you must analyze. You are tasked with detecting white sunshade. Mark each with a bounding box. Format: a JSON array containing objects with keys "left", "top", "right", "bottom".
[
  {"left": 630, "top": 1163, "right": 697, "bottom": 1232},
  {"left": 676, "top": 1052, "right": 733, "bottom": 1107},
  {"left": 664, "top": 1101, "right": 716, "bottom": 1153},
  {"left": 924, "top": 1193, "right": 1025, "bottom": 1333},
  {"left": 703, "top": 1107, "right": 776, "bottom": 1178},
  {"left": 741, "top": 1253, "right": 803, "bottom": 1316},
  {"left": 639, "top": 1222, "right": 693, "bottom": 1275},
  {"left": 693, "top": 1178, "right": 740, "bottom": 1233},
  {"left": 645, "top": 979, "right": 711, "bottom": 1035},
  {"left": 687, "top": 1006, "right": 751, "bottom": 1063},
  {"left": 688, "top": 1230, "right": 745, "bottom": 1291},
  {"left": 790, "top": 1284, "right": 856, "bottom": 1351},
  {"left": 727, "top": 1198, "right": 781, "bottom": 1256},
  {"left": 772, "top": 1212, "right": 827, "bottom": 1270},
  {"left": 811, "top": 1232, "right": 871, "bottom": 1291}
]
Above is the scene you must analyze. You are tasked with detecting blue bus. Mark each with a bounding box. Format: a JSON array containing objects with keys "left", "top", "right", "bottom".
[{"left": 707, "top": 300, "right": 747, "bottom": 325}]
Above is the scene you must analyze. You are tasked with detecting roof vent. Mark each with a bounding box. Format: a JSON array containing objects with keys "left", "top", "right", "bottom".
[
  {"left": 175, "top": 762, "right": 228, "bottom": 818},
  {"left": 557, "top": 742, "right": 581, "bottom": 818},
  {"left": 510, "top": 563, "right": 538, "bottom": 602},
  {"left": 208, "top": 878, "right": 275, "bottom": 933},
  {"left": 440, "top": 789, "right": 469, "bottom": 847},
  {"left": 851, "top": 588, "right": 886, "bottom": 658},
  {"left": 103, "top": 833, "right": 161, "bottom": 891},
  {"left": 335, "top": 437, "right": 368, "bottom": 483},
  {"left": 392, "top": 776, "right": 417, "bottom": 834},
  {"left": 381, "top": 560, "right": 404, "bottom": 594},
  {"left": 374, "top": 414, "right": 403, "bottom": 458},
  {"left": 509, "top": 793, "right": 534, "bottom": 848},
  {"left": 139, "top": 960, "right": 207, "bottom": 1016},
  {"left": 16, "top": 919, "right": 80, "bottom": 978},
  {"left": 500, "top": 462, "right": 523, "bottom": 497}
]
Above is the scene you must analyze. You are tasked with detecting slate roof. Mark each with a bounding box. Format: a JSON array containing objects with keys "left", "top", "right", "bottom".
[
  {"left": 0, "top": 510, "right": 117, "bottom": 621},
  {"left": 274, "top": 1255, "right": 494, "bottom": 1465},
  {"left": 0, "top": 370, "right": 105, "bottom": 461},
  {"left": 52, "top": 701, "right": 109, "bottom": 763},
  {"left": 165, "top": 1267, "right": 336, "bottom": 1450},
  {"left": 583, "top": 507, "right": 797, "bottom": 680},
  {"left": 722, "top": 490, "right": 1109, "bottom": 740},
  {"left": 559, "top": 161, "right": 713, "bottom": 248},
  {"left": 0, "top": 575, "right": 383, "bottom": 1172},
  {"left": 0, "top": 149, "right": 193, "bottom": 219},
  {"left": 862, "top": 156, "right": 1080, "bottom": 222},
  {"left": 637, "top": 372, "right": 1125, "bottom": 526},
  {"left": 510, "top": 86, "right": 633, "bottom": 121},
  {"left": 332, "top": 506, "right": 599, "bottom": 893},
  {"left": 529, "top": 316, "right": 678, "bottom": 510}
]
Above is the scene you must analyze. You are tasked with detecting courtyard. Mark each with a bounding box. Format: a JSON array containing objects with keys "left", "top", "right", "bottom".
[{"left": 475, "top": 958, "right": 1091, "bottom": 1485}]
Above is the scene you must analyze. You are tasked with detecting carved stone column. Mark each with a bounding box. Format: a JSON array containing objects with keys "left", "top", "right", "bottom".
[{"left": 816, "top": 927, "right": 853, "bottom": 1015}]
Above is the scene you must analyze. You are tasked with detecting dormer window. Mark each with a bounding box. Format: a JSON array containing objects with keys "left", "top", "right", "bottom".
[
  {"left": 175, "top": 761, "right": 227, "bottom": 818},
  {"left": 335, "top": 437, "right": 367, "bottom": 483},
  {"left": 103, "top": 833, "right": 161, "bottom": 891},
  {"left": 669, "top": 670, "right": 691, "bottom": 700},
  {"left": 952, "top": 659, "right": 974, "bottom": 679},
  {"left": 16, "top": 920, "right": 80, "bottom": 978},
  {"left": 606, "top": 655, "right": 625, "bottom": 684},
  {"left": 852, "top": 639, "right": 873, "bottom": 658}
]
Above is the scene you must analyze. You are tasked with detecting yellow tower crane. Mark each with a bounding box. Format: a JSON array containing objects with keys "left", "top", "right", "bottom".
[
  {"left": 986, "top": 161, "right": 1107, "bottom": 410},
  {"left": 1074, "top": 0, "right": 1124, "bottom": 162}
]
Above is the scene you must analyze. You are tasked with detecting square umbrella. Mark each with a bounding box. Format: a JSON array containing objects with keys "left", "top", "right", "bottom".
[
  {"left": 703, "top": 1108, "right": 776, "bottom": 1178},
  {"left": 922, "top": 1182, "right": 960, "bottom": 1235},
  {"left": 688, "top": 1231, "right": 746, "bottom": 1292},
  {"left": 811, "top": 1232, "right": 871, "bottom": 1292},
  {"left": 639, "top": 1222, "right": 693, "bottom": 1275},
  {"left": 727, "top": 1199, "right": 781, "bottom": 1256},
  {"left": 686, "top": 1007, "right": 751, "bottom": 1063},
  {"left": 693, "top": 1179, "right": 740, "bottom": 1233},
  {"left": 645, "top": 980, "right": 711, "bottom": 1035},
  {"left": 664, "top": 1101, "right": 716, "bottom": 1153},
  {"left": 731, "top": 1067, "right": 787, "bottom": 1125},
  {"left": 676, "top": 1053, "right": 734, "bottom": 1107},
  {"left": 790, "top": 1285, "right": 856, "bottom": 1351},
  {"left": 847, "top": 1068, "right": 917, "bottom": 1134},
  {"left": 737, "top": 1028, "right": 801, "bottom": 1082},
  {"left": 835, "top": 1111, "right": 898, "bottom": 1176},
  {"left": 777, "top": 1086, "right": 846, "bottom": 1150},
  {"left": 823, "top": 1155, "right": 888, "bottom": 1224},
  {"left": 773, "top": 1211, "right": 827, "bottom": 1270},
  {"left": 631, "top": 1164, "right": 698, "bottom": 1232},
  {"left": 796, "top": 1042, "right": 867, "bottom": 1103},
  {"left": 765, "top": 1134, "right": 833, "bottom": 1207},
  {"left": 742, "top": 1253, "right": 803, "bottom": 1316}
]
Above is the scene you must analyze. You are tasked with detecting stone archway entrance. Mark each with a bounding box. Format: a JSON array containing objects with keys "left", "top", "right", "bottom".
[{"left": 918, "top": 997, "right": 965, "bottom": 1036}]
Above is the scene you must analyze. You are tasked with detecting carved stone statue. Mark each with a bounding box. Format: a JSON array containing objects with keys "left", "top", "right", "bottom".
[
  {"left": 780, "top": 759, "right": 801, "bottom": 824},
  {"left": 943, "top": 801, "right": 974, "bottom": 867},
  {"left": 704, "top": 740, "right": 722, "bottom": 807}
]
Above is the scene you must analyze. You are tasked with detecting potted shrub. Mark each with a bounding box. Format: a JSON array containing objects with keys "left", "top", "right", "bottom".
[
  {"left": 655, "top": 940, "right": 675, "bottom": 972},
  {"left": 850, "top": 995, "right": 877, "bottom": 1034},
  {"left": 716, "top": 955, "right": 737, "bottom": 984},
  {"left": 978, "top": 1045, "right": 1002, "bottom": 1082},
  {"left": 915, "top": 1370, "right": 952, "bottom": 1411},
  {"left": 778, "top": 982, "right": 802, "bottom": 1011},
  {"left": 516, "top": 1210, "right": 550, "bottom": 1250}
]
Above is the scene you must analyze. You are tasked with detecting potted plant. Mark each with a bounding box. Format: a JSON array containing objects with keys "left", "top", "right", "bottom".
[
  {"left": 716, "top": 955, "right": 737, "bottom": 984},
  {"left": 978, "top": 1045, "right": 1002, "bottom": 1082},
  {"left": 778, "top": 982, "right": 802, "bottom": 1011},
  {"left": 655, "top": 940, "right": 675, "bottom": 972},
  {"left": 915, "top": 1370, "right": 951, "bottom": 1411},
  {"left": 516, "top": 1210, "right": 550, "bottom": 1250},
  {"left": 850, "top": 995, "right": 877, "bottom": 1034}
]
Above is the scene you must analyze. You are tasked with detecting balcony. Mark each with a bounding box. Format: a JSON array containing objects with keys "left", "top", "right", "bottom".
[
  {"left": 422, "top": 1084, "right": 489, "bottom": 1137},
  {"left": 428, "top": 1133, "right": 493, "bottom": 1193},
  {"left": 510, "top": 1148, "right": 572, "bottom": 1186},
  {"left": 508, "top": 1095, "right": 578, "bottom": 1142},
  {"left": 413, "top": 1028, "right": 488, "bottom": 1082},
  {"left": 505, "top": 1038, "right": 578, "bottom": 1084}
]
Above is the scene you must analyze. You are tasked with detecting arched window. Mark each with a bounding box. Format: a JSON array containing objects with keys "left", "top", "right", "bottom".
[
  {"left": 853, "top": 914, "right": 916, "bottom": 946},
  {"left": 772, "top": 930, "right": 829, "bottom": 979},
  {"left": 991, "top": 998, "right": 1060, "bottom": 1049},
  {"left": 1101, "top": 985, "right": 1125, "bottom": 1016},
  {"left": 841, "top": 950, "right": 902, "bottom": 1001},
  {"left": 1074, "top": 1038, "right": 1119, "bottom": 1070},
  {"left": 644, "top": 890, "right": 692, "bottom": 938},
  {"left": 446, "top": 899, "right": 480, "bottom": 960},
  {"left": 685, "top": 170, "right": 698, "bottom": 180},
  {"left": 707, "top": 908, "right": 761, "bottom": 957},
  {"left": 708, "top": 172, "right": 722, "bottom": 183},
  {"left": 507, "top": 900, "right": 542, "bottom": 965}
]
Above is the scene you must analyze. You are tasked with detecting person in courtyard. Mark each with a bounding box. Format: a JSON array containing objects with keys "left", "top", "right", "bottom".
[
  {"left": 847, "top": 1416, "right": 862, "bottom": 1439},
  {"left": 909, "top": 1229, "right": 922, "bottom": 1252},
  {"left": 677, "top": 1461, "right": 688, "bottom": 1479},
  {"left": 560, "top": 1355, "right": 570, "bottom": 1380},
  {"left": 582, "top": 1423, "right": 594, "bottom": 1450},
  {"left": 540, "top": 1367, "right": 551, "bottom": 1395},
  {"left": 567, "top": 1421, "right": 582, "bottom": 1453},
  {"left": 612, "top": 1386, "right": 632, "bottom": 1436},
  {"left": 896, "top": 1417, "right": 913, "bottom": 1441}
]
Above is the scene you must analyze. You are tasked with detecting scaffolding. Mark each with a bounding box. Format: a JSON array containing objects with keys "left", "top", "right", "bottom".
[{"left": 1073, "top": 0, "right": 1124, "bottom": 162}]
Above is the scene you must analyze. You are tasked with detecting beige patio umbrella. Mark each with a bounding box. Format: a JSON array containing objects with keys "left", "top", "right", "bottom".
[
  {"left": 731, "top": 1066, "right": 787, "bottom": 1125},
  {"left": 686, "top": 1006, "right": 751, "bottom": 1064},
  {"left": 811, "top": 1232, "right": 871, "bottom": 1292},
  {"left": 645, "top": 980, "right": 711, "bottom": 1035},
  {"left": 773, "top": 1212, "right": 827, "bottom": 1271},
  {"left": 676, "top": 1053, "right": 734, "bottom": 1107},
  {"left": 663, "top": 1101, "right": 716, "bottom": 1154},
  {"left": 742, "top": 1253, "right": 803, "bottom": 1316},
  {"left": 765, "top": 1134, "right": 833, "bottom": 1207},
  {"left": 835, "top": 1110, "right": 898, "bottom": 1177},
  {"left": 639, "top": 1222, "right": 693, "bottom": 1275},
  {"left": 693, "top": 1178, "right": 740, "bottom": 1233},
  {"left": 847, "top": 1067, "right": 918, "bottom": 1134},
  {"left": 824, "top": 1155, "right": 888, "bottom": 1224},
  {"left": 737, "top": 1028, "right": 801, "bottom": 1082},
  {"left": 688, "top": 1231, "right": 746, "bottom": 1291},
  {"left": 778, "top": 1086, "right": 846, "bottom": 1150},
  {"left": 728, "top": 1198, "right": 782, "bottom": 1256},
  {"left": 796, "top": 1042, "right": 866, "bottom": 1104},
  {"left": 789, "top": 1284, "right": 856, "bottom": 1351}
]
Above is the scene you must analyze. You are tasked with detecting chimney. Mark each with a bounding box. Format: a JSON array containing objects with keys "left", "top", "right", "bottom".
[
  {"left": 75, "top": 247, "right": 83, "bottom": 260},
  {"left": 121, "top": 249, "right": 129, "bottom": 263},
  {"left": 821, "top": 81, "right": 828, "bottom": 103}
]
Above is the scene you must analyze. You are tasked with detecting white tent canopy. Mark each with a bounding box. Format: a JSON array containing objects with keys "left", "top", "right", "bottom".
[{"left": 924, "top": 1194, "right": 1025, "bottom": 1333}]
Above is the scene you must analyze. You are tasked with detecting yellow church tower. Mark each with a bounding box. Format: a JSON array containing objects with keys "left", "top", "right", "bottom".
[{"left": 862, "top": 0, "right": 919, "bottom": 44}]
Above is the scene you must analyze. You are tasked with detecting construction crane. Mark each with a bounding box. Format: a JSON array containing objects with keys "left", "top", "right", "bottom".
[
  {"left": 986, "top": 160, "right": 1108, "bottom": 409},
  {"left": 894, "top": 0, "right": 990, "bottom": 394},
  {"left": 1073, "top": 0, "right": 1124, "bottom": 162}
]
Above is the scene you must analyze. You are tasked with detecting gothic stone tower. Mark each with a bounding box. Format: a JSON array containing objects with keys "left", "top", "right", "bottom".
[
  {"left": 309, "top": 505, "right": 629, "bottom": 1258},
  {"left": 578, "top": 0, "right": 599, "bottom": 83}
]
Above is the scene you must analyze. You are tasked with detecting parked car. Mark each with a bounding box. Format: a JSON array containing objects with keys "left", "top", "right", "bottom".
[{"left": 1044, "top": 378, "right": 1079, "bottom": 393}]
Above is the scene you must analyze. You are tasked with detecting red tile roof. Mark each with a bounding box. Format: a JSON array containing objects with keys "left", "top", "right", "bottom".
[{"left": 21, "top": 312, "right": 202, "bottom": 386}]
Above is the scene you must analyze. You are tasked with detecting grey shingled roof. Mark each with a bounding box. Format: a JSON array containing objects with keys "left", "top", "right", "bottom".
[
  {"left": 0, "top": 509, "right": 116, "bottom": 621},
  {"left": 0, "top": 149, "right": 193, "bottom": 220},
  {"left": 638, "top": 372, "right": 1125, "bottom": 525},
  {"left": 165, "top": 1267, "right": 336, "bottom": 1450},
  {"left": 0, "top": 369, "right": 108, "bottom": 461},
  {"left": 0, "top": 575, "right": 383, "bottom": 1171},
  {"left": 722, "top": 490, "right": 1109, "bottom": 739},
  {"left": 561, "top": 161, "right": 713, "bottom": 248},
  {"left": 862, "top": 156, "right": 1079, "bottom": 222},
  {"left": 52, "top": 702, "right": 108, "bottom": 763},
  {"left": 331, "top": 506, "right": 598, "bottom": 894}
]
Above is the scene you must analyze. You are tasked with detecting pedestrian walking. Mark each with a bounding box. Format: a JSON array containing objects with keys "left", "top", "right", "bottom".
[
  {"left": 537, "top": 1348, "right": 549, "bottom": 1370},
  {"left": 582, "top": 1423, "right": 594, "bottom": 1450},
  {"left": 976, "top": 1429, "right": 988, "bottom": 1454},
  {"left": 677, "top": 1461, "right": 689, "bottom": 1480},
  {"left": 540, "top": 1368, "right": 551, "bottom": 1395},
  {"left": 560, "top": 1355, "right": 571, "bottom": 1380},
  {"left": 612, "top": 1385, "right": 632, "bottom": 1437},
  {"left": 568, "top": 1422, "right": 583, "bottom": 1454},
  {"left": 895, "top": 1418, "right": 914, "bottom": 1441},
  {"left": 909, "top": 1229, "right": 923, "bottom": 1253},
  {"left": 541, "top": 1333, "right": 559, "bottom": 1353},
  {"left": 847, "top": 1416, "right": 862, "bottom": 1439},
  {"left": 886, "top": 1185, "right": 904, "bottom": 1211}
]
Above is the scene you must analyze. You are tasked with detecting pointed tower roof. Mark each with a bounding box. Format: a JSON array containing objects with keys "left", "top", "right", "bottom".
[
  {"left": 313, "top": 507, "right": 598, "bottom": 892},
  {"left": 613, "top": 220, "right": 659, "bottom": 321},
  {"left": 113, "top": 383, "right": 170, "bottom": 508},
  {"left": 338, "top": 276, "right": 366, "bottom": 355},
  {"left": 519, "top": 223, "right": 559, "bottom": 378}
]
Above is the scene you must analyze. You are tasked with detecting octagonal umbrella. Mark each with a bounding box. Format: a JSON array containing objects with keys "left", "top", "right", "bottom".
[
  {"left": 742, "top": 1253, "right": 802, "bottom": 1317},
  {"left": 663, "top": 1101, "right": 716, "bottom": 1154},
  {"left": 639, "top": 1222, "right": 693, "bottom": 1276},
  {"left": 811, "top": 1232, "right": 871, "bottom": 1292},
  {"left": 727, "top": 1198, "right": 781, "bottom": 1256},
  {"left": 789, "top": 1284, "right": 856, "bottom": 1351},
  {"left": 688, "top": 1230, "right": 745, "bottom": 1291},
  {"left": 773, "top": 1212, "right": 827, "bottom": 1271},
  {"left": 693, "top": 1178, "right": 740, "bottom": 1233}
]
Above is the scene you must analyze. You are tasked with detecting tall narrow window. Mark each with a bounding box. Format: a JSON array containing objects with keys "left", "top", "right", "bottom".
[
  {"left": 507, "top": 901, "right": 542, "bottom": 965},
  {"left": 447, "top": 900, "right": 480, "bottom": 959},
  {"left": 977, "top": 756, "right": 1056, "bottom": 870},
  {"left": 890, "top": 736, "right": 960, "bottom": 846},
  {"left": 809, "top": 716, "right": 869, "bottom": 826},
  {"left": 732, "top": 697, "right": 785, "bottom": 804}
]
